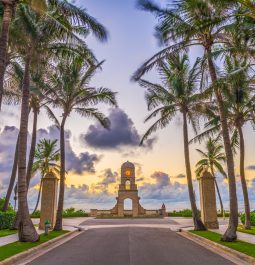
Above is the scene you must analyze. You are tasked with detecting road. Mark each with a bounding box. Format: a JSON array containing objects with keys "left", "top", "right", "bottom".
[{"left": 28, "top": 227, "right": 234, "bottom": 265}]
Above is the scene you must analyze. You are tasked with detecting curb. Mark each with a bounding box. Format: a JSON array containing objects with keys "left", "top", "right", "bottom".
[
  {"left": 179, "top": 230, "right": 255, "bottom": 265},
  {"left": 0, "top": 229, "right": 83, "bottom": 265}
]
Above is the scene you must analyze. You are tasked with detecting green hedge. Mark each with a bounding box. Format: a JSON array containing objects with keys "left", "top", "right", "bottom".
[
  {"left": 0, "top": 212, "right": 15, "bottom": 230},
  {"left": 31, "top": 208, "right": 89, "bottom": 218},
  {"left": 30, "top": 210, "right": 40, "bottom": 219},
  {"left": 168, "top": 209, "right": 199, "bottom": 217},
  {"left": 62, "top": 208, "right": 88, "bottom": 218},
  {"left": 168, "top": 209, "right": 231, "bottom": 218},
  {"left": 240, "top": 212, "right": 255, "bottom": 226},
  {"left": 0, "top": 198, "right": 14, "bottom": 212}
]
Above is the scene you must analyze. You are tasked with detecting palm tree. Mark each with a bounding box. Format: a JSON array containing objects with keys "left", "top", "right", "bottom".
[
  {"left": 137, "top": 54, "right": 206, "bottom": 230},
  {"left": 223, "top": 58, "right": 254, "bottom": 229},
  {"left": 44, "top": 58, "right": 117, "bottom": 231},
  {"left": 0, "top": 0, "right": 47, "bottom": 109},
  {"left": 194, "top": 57, "right": 255, "bottom": 229},
  {"left": 32, "top": 139, "right": 60, "bottom": 214},
  {"left": 5, "top": 0, "right": 106, "bottom": 239},
  {"left": 1, "top": 135, "right": 18, "bottom": 212},
  {"left": 195, "top": 138, "right": 226, "bottom": 218},
  {"left": 134, "top": 0, "right": 238, "bottom": 241}
]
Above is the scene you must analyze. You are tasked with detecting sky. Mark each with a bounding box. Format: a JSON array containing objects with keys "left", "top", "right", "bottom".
[{"left": 0, "top": 0, "right": 255, "bottom": 212}]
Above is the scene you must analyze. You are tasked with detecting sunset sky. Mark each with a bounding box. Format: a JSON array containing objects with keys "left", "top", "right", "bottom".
[{"left": 0, "top": 0, "right": 255, "bottom": 212}]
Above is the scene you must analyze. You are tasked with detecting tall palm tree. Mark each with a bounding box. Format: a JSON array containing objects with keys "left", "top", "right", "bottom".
[
  {"left": 223, "top": 57, "right": 255, "bottom": 229},
  {"left": 32, "top": 139, "right": 60, "bottom": 214},
  {"left": 0, "top": 0, "right": 47, "bottom": 109},
  {"left": 0, "top": 0, "right": 108, "bottom": 109},
  {"left": 4, "top": 0, "right": 106, "bottom": 239},
  {"left": 45, "top": 58, "right": 117, "bottom": 231},
  {"left": 1, "top": 135, "right": 18, "bottom": 212},
  {"left": 7, "top": 4, "right": 86, "bottom": 241},
  {"left": 193, "top": 57, "right": 255, "bottom": 229},
  {"left": 137, "top": 54, "right": 206, "bottom": 230},
  {"left": 1, "top": 60, "right": 46, "bottom": 211},
  {"left": 195, "top": 138, "right": 226, "bottom": 217},
  {"left": 134, "top": 0, "right": 239, "bottom": 241}
]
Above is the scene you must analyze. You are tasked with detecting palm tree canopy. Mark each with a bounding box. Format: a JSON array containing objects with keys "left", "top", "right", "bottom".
[
  {"left": 138, "top": 53, "right": 206, "bottom": 144},
  {"left": 45, "top": 57, "right": 117, "bottom": 127},
  {"left": 195, "top": 137, "right": 226, "bottom": 178},
  {"left": 133, "top": 0, "right": 235, "bottom": 80},
  {"left": 33, "top": 138, "right": 60, "bottom": 177},
  {"left": 190, "top": 56, "right": 255, "bottom": 147}
]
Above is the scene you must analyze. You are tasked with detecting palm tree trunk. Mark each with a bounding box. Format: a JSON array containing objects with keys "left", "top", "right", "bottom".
[
  {"left": 0, "top": 1, "right": 15, "bottom": 109},
  {"left": 237, "top": 124, "right": 251, "bottom": 229},
  {"left": 207, "top": 49, "right": 238, "bottom": 241},
  {"left": 32, "top": 178, "right": 42, "bottom": 214},
  {"left": 183, "top": 110, "right": 206, "bottom": 230},
  {"left": 26, "top": 107, "right": 38, "bottom": 188},
  {"left": 17, "top": 53, "right": 39, "bottom": 242},
  {"left": 54, "top": 115, "right": 67, "bottom": 231},
  {"left": 210, "top": 165, "right": 224, "bottom": 218},
  {"left": 2, "top": 134, "right": 19, "bottom": 211}
]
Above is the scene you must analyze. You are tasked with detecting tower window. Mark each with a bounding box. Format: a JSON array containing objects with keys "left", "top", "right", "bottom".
[{"left": 125, "top": 180, "right": 131, "bottom": 190}]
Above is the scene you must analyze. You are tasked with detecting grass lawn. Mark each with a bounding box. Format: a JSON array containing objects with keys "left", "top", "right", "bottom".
[
  {"left": 237, "top": 225, "right": 255, "bottom": 236},
  {"left": 190, "top": 230, "right": 255, "bottom": 258},
  {"left": 0, "top": 230, "right": 68, "bottom": 261},
  {"left": 0, "top": 229, "right": 17, "bottom": 238}
]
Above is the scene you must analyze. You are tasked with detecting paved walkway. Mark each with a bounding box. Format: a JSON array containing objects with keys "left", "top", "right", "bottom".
[
  {"left": 0, "top": 217, "right": 89, "bottom": 247},
  {"left": 212, "top": 224, "right": 255, "bottom": 244},
  {"left": 27, "top": 227, "right": 234, "bottom": 265}
]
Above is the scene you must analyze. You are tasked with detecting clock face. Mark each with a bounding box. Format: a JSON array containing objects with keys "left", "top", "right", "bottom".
[{"left": 125, "top": 169, "right": 131, "bottom": 176}]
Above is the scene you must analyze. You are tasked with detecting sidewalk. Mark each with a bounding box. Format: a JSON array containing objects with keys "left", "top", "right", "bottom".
[
  {"left": 0, "top": 217, "right": 90, "bottom": 247},
  {"left": 212, "top": 224, "right": 255, "bottom": 244}
]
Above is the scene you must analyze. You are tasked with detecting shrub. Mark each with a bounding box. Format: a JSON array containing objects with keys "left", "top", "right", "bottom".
[
  {"left": 168, "top": 209, "right": 200, "bottom": 217},
  {"left": 0, "top": 198, "right": 14, "bottom": 212},
  {"left": 62, "top": 207, "right": 88, "bottom": 218},
  {"left": 0, "top": 212, "right": 15, "bottom": 230},
  {"left": 30, "top": 210, "right": 40, "bottom": 218},
  {"left": 217, "top": 211, "right": 230, "bottom": 218},
  {"left": 30, "top": 208, "right": 89, "bottom": 218},
  {"left": 240, "top": 212, "right": 255, "bottom": 226}
]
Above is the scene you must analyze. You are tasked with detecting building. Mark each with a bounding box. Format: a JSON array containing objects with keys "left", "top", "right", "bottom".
[{"left": 90, "top": 161, "right": 167, "bottom": 218}]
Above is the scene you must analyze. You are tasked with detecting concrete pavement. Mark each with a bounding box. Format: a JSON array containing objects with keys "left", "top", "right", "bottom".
[{"left": 27, "top": 227, "right": 234, "bottom": 265}]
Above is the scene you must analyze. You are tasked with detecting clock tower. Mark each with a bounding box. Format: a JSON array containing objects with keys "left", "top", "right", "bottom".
[{"left": 112, "top": 161, "right": 145, "bottom": 217}]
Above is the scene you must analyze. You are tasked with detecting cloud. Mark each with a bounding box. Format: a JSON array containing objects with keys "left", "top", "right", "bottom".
[
  {"left": 93, "top": 168, "right": 119, "bottom": 193},
  {"left": 0, "top": 125, "right": 102, "bottom": 200},
  {"left": 139, "top": 171, "right": 189, "bottom": 201},
  {"left": 175, "top": 174, "right": 186, "bottom": 179},
  {"left": 37, "top": 126, "right": 101, "bottom": 174},
  {"left": 81, "top": 108, "right": 156, "bottom": 150},
  {"left": 246, "top": 165, "right": 255, "bottom": 170}
]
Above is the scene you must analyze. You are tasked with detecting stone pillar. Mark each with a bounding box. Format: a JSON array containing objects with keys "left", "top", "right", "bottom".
[
  {"left": 39, "top": 172, "right": 59, "bottom": 230},
  {"left": 132, "top": 199, "right": 138, "bottom": 217},
  {"left": 198, "top": 169, "right": 219, "bottom": 229},
  {"left": 118, "top": 199, "right": 124, "bottom": 217}
]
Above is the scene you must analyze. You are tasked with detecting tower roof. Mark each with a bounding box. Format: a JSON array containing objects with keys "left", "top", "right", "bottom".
[{"left": 121, "top": 161, "right": 135, "bottom": 169}]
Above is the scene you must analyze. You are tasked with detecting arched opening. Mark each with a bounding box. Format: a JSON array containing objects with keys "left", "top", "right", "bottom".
[
  {"left": 125, "top": 180, "right": 131, "bottom": 190},
  {"left": 124, "top": 198, "right": 132, "bottom": 210}
]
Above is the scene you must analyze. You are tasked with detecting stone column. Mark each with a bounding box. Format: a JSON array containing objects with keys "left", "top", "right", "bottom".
[
  {"left": 39, "top": 172, "right": 59, "bottom": 230},
  {"left": 118, "top": 199, "right": 124, "bottom": 217},
  {"left": 132, "top": 199, "right": 138, "bottom": 217},
  {"left": 198, "top": 169, "right": 219, "bottom": 229}
]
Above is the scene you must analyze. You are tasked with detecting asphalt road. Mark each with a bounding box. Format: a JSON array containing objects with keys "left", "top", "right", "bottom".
[
  {"left": 79, "top": 217, "right": 180, "bottom": 226},
  {"left": 28, "top": 228, "right": 234, "bottom": 265}
]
